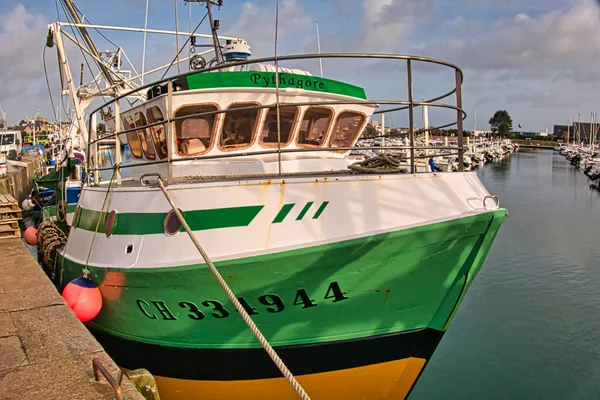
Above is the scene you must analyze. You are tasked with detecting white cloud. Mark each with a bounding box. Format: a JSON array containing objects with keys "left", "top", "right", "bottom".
[
  {"left": 223, "top": 0, "right": 311, "bottom": 58},
  {"left": 0, "top": 4, "right": 50, "bottom": 123},
  {"left": 425, "top": 0, "right": 600, "bottom": 73},
  {"left": 361, "top": 0, "right": 436, "bottom": 50}
]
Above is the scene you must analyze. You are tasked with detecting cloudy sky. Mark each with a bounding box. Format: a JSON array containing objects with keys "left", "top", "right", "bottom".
[{"left": 0, "top": 0, "right": 599, "bottom": 133}]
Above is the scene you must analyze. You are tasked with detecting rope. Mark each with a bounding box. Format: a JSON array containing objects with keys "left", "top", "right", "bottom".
[
  {"left": 155, "top": 178, "right": 311, "bottom": 400},
  {"left": 348, "top": 154, "right": 408, "bottom": 174},
  {"left": 37, "top": 221, "right": 68, "bottom": 279},
  {"left": 57, "top": 200, "right": 67, "bottom": 222},
  {"left": 82, "top": 165, "right": 119, "bottom": 277}
]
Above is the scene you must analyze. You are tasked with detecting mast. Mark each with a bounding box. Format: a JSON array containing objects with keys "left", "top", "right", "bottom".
[
  {"left": 62, "top": 0, "right": 119, "bottom": 87},
  {"left": 205, "top": 0, "right": 223, "bottom": 64},
  {"left": 50, "top": 23, "right": 88, "bottom": 147}
]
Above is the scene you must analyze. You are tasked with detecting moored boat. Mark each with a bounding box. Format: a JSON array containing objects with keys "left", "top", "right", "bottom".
[{"left": 44, "top": 1, "right": 507, "bottom": 399}]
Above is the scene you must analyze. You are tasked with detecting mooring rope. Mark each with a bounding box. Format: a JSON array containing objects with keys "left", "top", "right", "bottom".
[
  {"left": 155, "top": 178, "right": 311, "bottom": 400},
  {"left": 82, "top": 164, "right": 119, "bottom": 277}
]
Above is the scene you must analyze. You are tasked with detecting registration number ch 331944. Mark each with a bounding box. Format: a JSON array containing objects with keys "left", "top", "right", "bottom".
[{"left": 136, "top": 281, "right": 349, "bottom": 321}]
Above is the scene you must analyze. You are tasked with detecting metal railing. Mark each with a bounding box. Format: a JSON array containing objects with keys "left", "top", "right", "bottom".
[{"left": 86, "top": 53, "right": 467, "bottom": 184}]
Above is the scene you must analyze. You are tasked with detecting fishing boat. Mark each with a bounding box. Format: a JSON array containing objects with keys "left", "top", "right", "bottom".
[{"left": 43, "top": 1, "right": 507, "bottom": 399}]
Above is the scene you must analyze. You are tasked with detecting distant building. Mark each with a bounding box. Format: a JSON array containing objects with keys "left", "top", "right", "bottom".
[
  {"left": 511, "top": 131, "right": 539, "bottom": 137},
  {"left": 553, "top": 125, "right": 569, "bottom": 139},
  {"left": 553, "top": 122, "right": 599, "bottom": 141}
]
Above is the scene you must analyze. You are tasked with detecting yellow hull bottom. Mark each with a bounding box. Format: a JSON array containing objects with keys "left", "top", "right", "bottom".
[{"left": 154, "top": 357, "right": 427, "bottom": 400}]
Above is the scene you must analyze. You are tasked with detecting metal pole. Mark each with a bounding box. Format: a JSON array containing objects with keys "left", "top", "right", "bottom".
[
  {"left": 455, "top": 69, "right": 464, "bottom": 171},
  {"left": 167, "top": 79, "right": 174, "bottom": 182},
  {"left": 381, "top": 113, "right": 385, "bottom": 154},
  {"left": 174, "top": 0, "right": 181, "bottom": 74},
  {"left": 91, "top": 112, "right": 98, "bottom": 182},
  {"left": 407, "top": 59, "right": 415, "bottom": 173},
  {"left": 274, "top": 0, "right": 282, "bottom": 176},
  {"left": 114, "top": 101, "right": 122, "bottom": 185},
  {"left": 206, "top": 1, "right": 223, "bottom": 64},
  {"left": 141, "top": 0, "right": 149, "bottom": 85}
]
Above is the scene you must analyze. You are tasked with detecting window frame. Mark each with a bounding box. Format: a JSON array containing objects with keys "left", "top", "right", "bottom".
[
  {"left": 146, "top": 106, "right": 167, "bottom": 159},
  {"left": 295, "top": 106, "right": 335, "bottom": 149},
  {"left": 328, "top": 109, "right": 368, "bottom": 151},
  {"left": 122, "top": 115, "right": 143, "bottom": 159},
  {"left": 217, "top": 101, "right": 262, "bottom": 152},
  {"left": 173, "top": 102, "right": 221, "bottom": 157},
  {"left": 259, "top": 105, "right": 300, "bottom": 149}
]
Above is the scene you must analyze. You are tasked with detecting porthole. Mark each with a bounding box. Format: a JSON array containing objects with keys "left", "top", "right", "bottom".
[
  {"left": 105, "top": 210, "right": 118, "bottom": 238},
  {"left": 164, "top": 209, "right": 183, "bottom": 236}
]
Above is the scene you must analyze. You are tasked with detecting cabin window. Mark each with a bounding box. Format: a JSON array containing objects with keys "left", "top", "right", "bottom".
[
  {"left": 146, "top": 107, "right": 167, "bottom": 159},
  {"left": 134, "top": 112, "right": 156, "bottom": 160},
  {"left": 329, "top": 111, "right": 366, "bottom": 149},
  {"left": 260, "top": 106, "right": 298, "bottom": 147},
  {"left": 297, "top": 107, "right": 333, "bottom": 147},
  {"left": 175, "top": 104, "right": 218, "bottom": 156},
  {"left": 220, "top": 103, "right": 259, "bottom": 150},
  {"left": 123, "top": 116, "right": 142, "bottom": 158}
]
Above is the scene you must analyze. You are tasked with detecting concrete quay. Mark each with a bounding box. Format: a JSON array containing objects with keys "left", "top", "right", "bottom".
[{"left": 0, "top": 238, "right": 145, "bottom": 400}]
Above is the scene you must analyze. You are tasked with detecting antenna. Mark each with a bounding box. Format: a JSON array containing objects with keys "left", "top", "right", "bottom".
[
  {"left": 174, "top": 0, "right": 181, "bottom": 73},
  {"left": 141, "top": 0, "right": 149, "bottom": 85},
  {"left": 316, "top": 21, "right": 323, "bottom": 78}
]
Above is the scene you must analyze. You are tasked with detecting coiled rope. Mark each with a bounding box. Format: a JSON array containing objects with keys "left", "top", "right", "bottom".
[
  {"left": 37, "top": 221, "right": 68, "bottom": 279},
  {"left": 155, "top": 177, "right": 311, "bottom": 400},
  {"left": 348, "top": 154, "right": 408, "bottom": 174}
]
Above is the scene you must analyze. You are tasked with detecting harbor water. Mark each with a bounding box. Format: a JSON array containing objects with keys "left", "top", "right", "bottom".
[{"left": 410, "top": 150, "right": 600, "bottom": 399}]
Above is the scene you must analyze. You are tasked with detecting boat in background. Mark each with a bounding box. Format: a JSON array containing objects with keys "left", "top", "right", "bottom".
[{"left": 41, "top": 1, "right": 507, "bottom": 399}]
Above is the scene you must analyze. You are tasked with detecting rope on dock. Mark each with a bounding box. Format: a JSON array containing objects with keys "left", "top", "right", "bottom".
[{"left": 155, "top": 177, "right": 311, "bottom": 400}]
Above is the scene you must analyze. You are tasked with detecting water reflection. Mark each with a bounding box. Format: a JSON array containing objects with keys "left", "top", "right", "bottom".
[{"left": 410, "top": 150, "right": 600, "bottom": 399}]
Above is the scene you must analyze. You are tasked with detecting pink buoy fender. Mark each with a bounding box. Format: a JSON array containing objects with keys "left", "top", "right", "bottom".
[
  {"left": 62, "top": 277, "right": 103, "bottom": 322},
  {"left": 24, "top": 227, "right": 38, "bottom": 246}
]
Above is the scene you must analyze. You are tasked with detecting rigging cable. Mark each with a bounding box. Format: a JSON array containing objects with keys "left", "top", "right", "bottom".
[
  {"left": 43, "top": 46, "right": 59, "bottom": 123},
  {"left": 160, "top": 11, "right": 208, "bottom": 80}
]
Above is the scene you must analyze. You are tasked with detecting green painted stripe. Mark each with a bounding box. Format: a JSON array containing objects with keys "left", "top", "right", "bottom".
[
  {"left": 272, "top": 203, "right": 294, "bottom": 224},
  {"left": 75, "top": 206, "right": 264, "bottom": 235},
  {"left": 186, "top": 71, "right": 367, "bottom": 99},
  {"left": 312, "top": 201, "right": 329, "bottom": 219},
  {"left": 296, "top": 202, "right": 314, "bottom": 221},
  {"left": 46, "top": 203, "right": 78, "bottom": 217},
  {"left": 59, "top": 210, "right": 507, "bottom": 350}
]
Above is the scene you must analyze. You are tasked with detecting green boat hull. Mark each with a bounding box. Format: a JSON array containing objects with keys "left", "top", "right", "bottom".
[{"left": 58, "top": 209, "right": 506, "bottom": 399}]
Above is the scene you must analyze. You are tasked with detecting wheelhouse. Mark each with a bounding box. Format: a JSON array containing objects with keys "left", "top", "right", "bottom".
[{"left": 115, "top": 69, "right": 375, "bottom": 179}]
